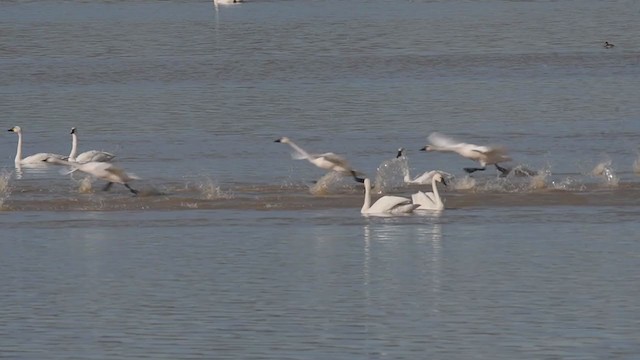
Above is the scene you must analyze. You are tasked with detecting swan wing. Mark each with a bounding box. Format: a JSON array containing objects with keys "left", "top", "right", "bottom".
[
  {"left": 368, "top": 195, "right": 413, "bottom": 214},
  {"left": 410, "top": 170, "right": 437, "bottom": 184},
  {"left": 22, "top": 153, "right": 67, "bottom": 164},
  {"left": 411, "top": 191, "right": 434, "bottom": 206},
  {"left": 428, "top": 132, "right": 471, "bottom": 150},
  {"left": 318, "top": 152, "right": 349, "bottom": 165},
  {"left": 76, "top": 150, "right": 115, "bottom": 163}
]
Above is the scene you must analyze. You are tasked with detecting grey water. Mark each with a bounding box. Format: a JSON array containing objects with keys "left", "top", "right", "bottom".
[{"left": 1, "top": 0, "right": 640, "bottom": 358}]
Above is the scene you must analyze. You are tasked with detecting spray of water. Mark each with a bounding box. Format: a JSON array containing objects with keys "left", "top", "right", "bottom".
[
  {"left": 196, "top": 177, "right": 234, "bottom": 200},
  {"left": 591, "top": 160, "right": 619, "bottom": 187}
]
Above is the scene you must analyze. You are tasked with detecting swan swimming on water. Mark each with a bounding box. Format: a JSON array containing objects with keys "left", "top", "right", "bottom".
[
  {"left": 411, "top": 172, "right": 446, "bottom": 211},
  {"left": 69, "top": 127, "right": 115, "bottom": 163},
  {"left": 275, "top": 136, "right": 365, "bottom": 183},
  {"left": 396, "top": 148, "right": 454, "bottom": 184},
  {"left": 8, "top": 126, "right": 67, "bottom": 165},
  {"left": 43, "top": 157, "right": 140, "bottom": 194},
  {"left": 421, "top": 132, "right": 511, "bottom": 175},
  {"left": 361, "top": 178, "right": 418, "bottom": 215}
]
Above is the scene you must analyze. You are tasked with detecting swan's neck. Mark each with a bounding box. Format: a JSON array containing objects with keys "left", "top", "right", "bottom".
[
  {"left": 361, "top": 181, "right": 372, "bottom": 213},
  {"left": 69, "top": 133, "right": 78, "bottom": 161},
  {"left": 431, "top": 177, "right": 443, "bottom": 207},
  {"left": 14, "top": 131, "right": 23, "bottom": 163},
  {"left": 286, "top": 140, "right": 311, "bottom": 159}
]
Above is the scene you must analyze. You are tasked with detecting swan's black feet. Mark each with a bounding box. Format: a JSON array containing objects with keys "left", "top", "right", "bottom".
[
  {"left": 495, "top": 164, "right": 510, "bottom": 176},
  {"left": 102, "top": 182, "right": 113, "bottom": 191},
  {"left": 464, "top": 167, "right": 485, "bottom": 174},
  {"left": 124, "top": 183, "right": 138, "bottom": 195}
]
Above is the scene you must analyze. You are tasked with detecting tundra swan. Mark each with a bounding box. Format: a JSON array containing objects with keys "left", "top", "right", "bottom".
[
  {"left": 8, "top": 126, "right": 67, "bottom": 165},
  {"left": 43, "top": 157, "right": 139, "bottom": 194},
  {"left": 421, "top": 132, "right": 511, "bottom": 175},
  {"left": 604, "top": 41, "right": 615, "bottom": 48},
  {"left": 69, "top": 127, "right": 115, "bottom": 163},
  {"left": 361, "top": 178, "right": 417, "bottom": 215},
  {"left": 396, "top": 148, "right": 454, "bottom": 184},
  {"left": 275, "top": 137, "right": 365, "bottom": 183},
  {"left": 411, "top": 172, "right": 446, "bottom": 211}
]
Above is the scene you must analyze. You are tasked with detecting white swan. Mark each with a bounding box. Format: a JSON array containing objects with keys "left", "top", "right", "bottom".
[
  {"left": 69, "top": 127, "right": 115, "bottom": 163},
  {"left": 421, "top": 132, "right": 511, "bottom": 175},
  {"left": 43, "top": 157, "right": 140, "bottom": 194},
  {"left": 411, "top": 172, "right": 446, "bottom": 211},
  {"left": 361, "top": 178, "right": 418, "bottom": 215},
  {"left": 214, "top": 0, "right": 242, "bottom": 5},
  {"left": 8, "top": 126, "right": 67, "bottom": 165},
  {"left": 396, "top": 148, "right": 454, "bottom": 184},
  {"left": 275, "top": 136, "right": 365, "bottom": 183}
]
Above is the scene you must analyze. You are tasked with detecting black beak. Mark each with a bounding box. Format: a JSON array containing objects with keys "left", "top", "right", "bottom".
[
  {"left": 274, "top": 139, "right": 282, "bottom": 143},
  {"left": 419, "top": 146, "right": 427, "bottom": 151},
  {"left": 7, "top": 128, "right": 13, "bottom": 132},
  {"left": 442, "top": 178, "right": 448, "bottom": 187},
  {"left": 396, "top": 150, "right": 403, "bottom": 158}
]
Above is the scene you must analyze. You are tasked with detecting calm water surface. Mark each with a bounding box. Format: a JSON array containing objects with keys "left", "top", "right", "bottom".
[{"left": 1, "top": 0, "right": 640, "bottom": 359}]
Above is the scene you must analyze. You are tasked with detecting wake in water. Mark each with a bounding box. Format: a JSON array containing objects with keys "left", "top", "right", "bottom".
[{"left": 0, "top": 170, "right": 12, "bottom": 209}]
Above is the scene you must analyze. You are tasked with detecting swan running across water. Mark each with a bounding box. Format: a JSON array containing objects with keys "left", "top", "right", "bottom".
[
  {"left": 275, "top": 137, "right": 365, "bottom": 183},
  {"left": 421, "top": 132, "right": 511, "bottom": 175},
  {"left": 8, "top": 126, "right": 67, "bottom": 165},
  {"left": 69, "top": 127, "right": 115, "bottom": 163},
  {"left": 44, "top": 157, "right": 139, "bottom": 194},
  {"left": 396, "top": 148, "right": 454, "bottom": 184}
]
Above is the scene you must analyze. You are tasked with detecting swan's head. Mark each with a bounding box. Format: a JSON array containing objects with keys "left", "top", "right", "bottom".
[
  {"left": 8, "top": 126, "right": 21, "bottom": 133},
  {"left": 420, "top": 145, "right": 434, "bottom": 152},
  {"left": 275, "top": 137, "right": 290, "bottom": 144},
  {"left": 70, "top": 127, "right": 77, "bottom": 134},
  {"left": 434, "top": 172, "right": 447, "bottom": 186},
  {"left": 396, "top": 148, "right": 405, "bottom": 158}
]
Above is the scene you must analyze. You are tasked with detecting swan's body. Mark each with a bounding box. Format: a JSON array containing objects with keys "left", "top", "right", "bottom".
[
  {"left": 44, "top": 157, "right": 139, "bottom": 194},
  {"left": 421, "top": 132, "right": 511, "bottom": 175},
  {"left": 214, "top": 0, "right": 241, "bottom": 4},
  {"left": 69, "top": 127, "right": 115, "bottom": 163},
  {"left": 275, "top": 137, "right": 365, "bottom": 183},
  {"left": 604, "top": 41, "right": 615, "bottom": 48},
  {"left": 8, "top": 126, "right": 67, "bottom": 165},
  {"left": 396, "top": 148, "right": 454, "bottom": 184},
  {"left": 411, "top": 173, "right": 446, "bottom": 211},
  {"left": 361, "top": 178, "right": 417, "bottom": 214}
]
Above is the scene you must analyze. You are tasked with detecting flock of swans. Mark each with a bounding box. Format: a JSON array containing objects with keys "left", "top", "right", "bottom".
[
  {"left": 9, "top": 126, "right": 623, "bottom": 215},
  {"left": 8, "top": 126, "right": 139, "bottom": 194},
  {"left": 275, "top": 133, "right": 516, "bottom": 215}
]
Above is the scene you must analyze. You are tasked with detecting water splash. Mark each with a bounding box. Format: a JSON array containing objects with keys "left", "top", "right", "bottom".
[
  {"left": 309, "top": 172, "right": 354, "bottom": 195},
  {"left": 374, "top": 156, "right": 408, "bottom": 193},
  {"left": 195, "top": 177, "right": 234, "bottom": 200},
  {"left": 591, "top": 160, "right": 619, "bottom": 187},
  {"left": 0, "top": 170, "right": 12, "bottom": 209},
  {"left": 77, "top": 176, "right": 95, "bottom": 193},
  {"left": 633, "top": 154, "right": 640, "bottom": 175},
  {"left": 451, "top": 175, "right": 476, "bottom": 190}
]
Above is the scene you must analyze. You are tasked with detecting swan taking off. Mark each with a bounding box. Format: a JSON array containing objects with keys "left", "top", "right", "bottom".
[
  {"left": 411, "top": 172, "right": 446, "bottom": 211},
  {"left": 396, "top": 148, "right": 454, "bottom": 184},
  {"left": 43, "top": 157, "right": 139, "bottom": 194},
  {"left": 361, "top": 178, "right": 418, "bottom": 215},
  {"left": 421, "top": 132, "right": 511, "bottom": 175},
  {"left": 275, "top": 137, "right": 365, "bottom": 183},
  {"left": 69, "top": 127, "right": 115, "bottom": 163},
  {"left": 8, "top": 126, "right": 67, "bottom": 165}
]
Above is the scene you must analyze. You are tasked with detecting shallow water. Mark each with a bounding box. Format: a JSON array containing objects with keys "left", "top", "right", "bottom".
[{"left": 1, "top": 0, "right": 640, "bottom": 359}]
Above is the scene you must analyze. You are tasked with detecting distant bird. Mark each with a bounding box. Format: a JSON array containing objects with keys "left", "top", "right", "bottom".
[
  {"left": 396, "top": 148, "right": 454, "bottom": 184},
  {"left": 604, "top": 41, "right": 615, "bottom": 49},
  {"left": 43, "top": 157, "right": 139, "bottom": 195},
  {"left": 8, "top": 126, "right": 67, "bottom": 165},
  {"left": 421, "top": 132, "right": 511, "bottom": 175},
  {"left": 69, "top": 127, "right": 115, "bottom": 163},
  {"left": 361, "top": 178, "right": 418, "bottom": 215},
  {"left": 411, "top": 172, "right": 446, "bottom": 211},
  {"left": 275, "top": 136, "right": 365, "bottom": 183}
]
